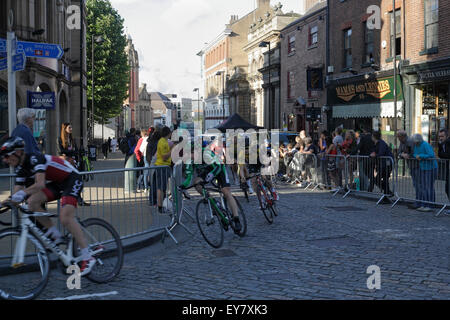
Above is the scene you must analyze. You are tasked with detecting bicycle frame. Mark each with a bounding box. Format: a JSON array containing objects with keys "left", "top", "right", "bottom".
[
  {"left": 10, "top": 207, "right": 103, "bottom": 269},
  {"left": 201, "top": 187, "right": 229, "bottom": 226}
]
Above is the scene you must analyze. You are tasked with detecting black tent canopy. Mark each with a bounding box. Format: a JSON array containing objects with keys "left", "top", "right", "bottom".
[{"left": 214, "top": 113, "right": 263, "bottom": 132}]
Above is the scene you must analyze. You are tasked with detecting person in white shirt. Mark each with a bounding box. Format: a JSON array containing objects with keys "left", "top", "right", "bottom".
[{"left": 111, "top": 137, "right": 118, "bottom": 153}]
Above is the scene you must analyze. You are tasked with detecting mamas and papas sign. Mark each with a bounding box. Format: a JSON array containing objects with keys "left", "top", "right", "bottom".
[{"left": 331, "top": 76, "right": 402, "bottom": 105}]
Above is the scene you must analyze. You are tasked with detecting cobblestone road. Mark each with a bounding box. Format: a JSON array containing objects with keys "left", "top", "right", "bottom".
[{"left": 38, "top": 184, "right": 450, "bottom": 300}]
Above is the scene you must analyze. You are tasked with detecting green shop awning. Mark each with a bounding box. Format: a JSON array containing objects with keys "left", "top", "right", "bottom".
[{"left": 333, "top": 101, "right": 403, "bottom": 119}]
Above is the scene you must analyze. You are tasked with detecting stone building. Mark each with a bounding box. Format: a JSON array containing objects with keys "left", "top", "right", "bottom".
[
  {"left": 243, "top": 2, "right": 300, "bottom": 127},
  {"left": 124, "top": 35, "right": 139, "bottom": 129},
  {"left": 280, "top": 1, "right": 327, "bottom": 136},
  {"left": 0, "top": 0, "right": 87, "bottom": 154},
  {"left": 135, "top": 83, "right": 153, "bottom": 132}
]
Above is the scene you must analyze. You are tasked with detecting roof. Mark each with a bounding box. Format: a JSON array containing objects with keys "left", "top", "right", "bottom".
[
  {"left": 214, "top": 113, "right": 264, "bottom": 132},
  {"left": 282, "top": 1, "right": 327, "bottom": 31}
]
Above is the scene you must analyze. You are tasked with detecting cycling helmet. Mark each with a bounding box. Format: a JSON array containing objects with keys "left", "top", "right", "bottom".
[
  {"left": 0, "top": 137, "right": 25, "bottom": 157},
  {"left": 202, "top": 140, "right": 210, "bottom": 148}
]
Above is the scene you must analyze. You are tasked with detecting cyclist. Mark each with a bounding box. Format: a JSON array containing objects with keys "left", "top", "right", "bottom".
[
  {"left": 181, "top": 140, "right": 242, "bottom": 234},
  {"left": 247, "top": 139, "right": 279, "bottom": 205},
  {"left": 0, "top": 137, "right": 96, "bottom": 276}
]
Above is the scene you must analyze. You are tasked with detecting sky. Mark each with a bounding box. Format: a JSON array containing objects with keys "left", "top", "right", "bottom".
[{"left": 109, "top": 0, "right": 302, "bottom": 99}]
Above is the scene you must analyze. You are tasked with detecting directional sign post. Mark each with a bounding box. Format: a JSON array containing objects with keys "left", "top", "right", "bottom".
[
  {"left": 12, "top": 53, "right": 25, "bottom": 72},
  {"left": 7, "top": 32, "right": 16, "bottom": 137},
  {"left": 0, "top": 58, "right": 6, "bottom": 71},
  {"left": 1, "top": 38, "right": 63, "bottom": 60}
]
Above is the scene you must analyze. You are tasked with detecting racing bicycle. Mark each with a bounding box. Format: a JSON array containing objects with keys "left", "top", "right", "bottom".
[
  {"left": 0, "top": 201, "right": 123, "bottom": 300},
  {"left": 188, "top": 180, "right": 247, "bottom": 249},
  {"left": 251, "top": 173, "right": 279, "bottom": 224}
]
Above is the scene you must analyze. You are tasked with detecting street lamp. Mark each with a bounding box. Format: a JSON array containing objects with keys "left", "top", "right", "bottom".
[
  {"left": 216, "top": 71, "right": 226, "bottom": 123},
  {"left": 259, "top": 41, "right": 271, "bottom": 128},
  {"left": 91, "top": 35, "right": 105, "bottom": 144}
]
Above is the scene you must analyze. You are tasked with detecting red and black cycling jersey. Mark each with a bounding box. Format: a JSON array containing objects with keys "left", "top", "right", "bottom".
[{"left": 15, "top": 153, "right": 79, "bottom": 186}]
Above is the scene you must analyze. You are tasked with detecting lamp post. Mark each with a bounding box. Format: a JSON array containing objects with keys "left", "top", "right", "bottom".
[
  {"left": 259, "top": 41, "right": 271, "bottom": 128},
  {"left": 216, "top": 71, "right": 226, "bottom": 124},
  {"left": 91, "top": 35, "right": 105, "bottom": 144},
  {"left": 392, "top": 0, "right": 398, "bottom": 154}
]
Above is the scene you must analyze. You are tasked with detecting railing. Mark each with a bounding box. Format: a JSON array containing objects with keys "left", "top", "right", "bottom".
[{"left": 0, "top": 165, "right": 191, "bottom": 244}]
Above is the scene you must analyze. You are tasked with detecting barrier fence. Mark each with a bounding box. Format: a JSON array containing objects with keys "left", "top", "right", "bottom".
[
  {"left": 286, "top": 153, "right": 449, "bottom": 217},
  {"left": 0, "top": 165, "right": 191, "bottom": 246}
]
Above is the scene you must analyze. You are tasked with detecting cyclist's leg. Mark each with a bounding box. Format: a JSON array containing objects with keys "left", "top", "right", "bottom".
[
  {"left": 59, "top": 201, "right": 87, "bottom": 249},
  {"left": 221, "top": 187, "right": 238, "bottom": 218},
  {"left": 28, "top": 190, "right": 53, "bottom": 229}
]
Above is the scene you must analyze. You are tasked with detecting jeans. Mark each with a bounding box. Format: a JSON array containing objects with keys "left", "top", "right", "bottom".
[
  {"left": 137, "top": 156, "right": 150, "bottom": 190},
  {"left": 416, "top": 168, "right": 437, "bottom": 208}
]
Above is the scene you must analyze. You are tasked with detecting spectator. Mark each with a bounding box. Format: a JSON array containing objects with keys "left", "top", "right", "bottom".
[
  {"left": 124, "top": 128, "right": 138, "bottom": 193},
  {"left": 370, "top": 131, "right": 394, "bottom": 199},
  {"left": 101, "top": 140, "right": 109, "bottom": 160},
  {"left": 341, "top": 130, "right": 358, "bottom": 189},
  {"left": 280, "top": 143, "right": 298, "bottom": 182},
  {"left": 412, "top": 134, "right": 438, "bottom": 212},
  {"left": 318, "top": 131, "right": 330, "bottom": 187},
  {"left": 11, "top": 108, "right": 40, "bottom": 155},
  {"left": 301, "top": 137, "right": 318, "bottom": 188},
  {"left": 357, "top": 128, "right": 376, "bottom": 191},
  {"left": 147, "top": 127, "right": 162, "bottom": 205},
  {"left": 124, "top": 128, "right": 137, "bottom": 165},
  {"left": 57, "top": 123, "right": 78, "bottom": 166},
  {"left": 111, "top": 137, "right": 118, "bottom": 153},
  {"left": 155, "top": 126, "right": 176, "bottom": 213},
  {"left": 136, "top": 129, "right": 150, "bottom": 192},
  {"left": 333, "top": 127, "right": 345, "bottom": 188},
  {"left": 108, "top": 137, "right": 112, "bottom": 153},
  {"left": 326, "top": 136, "right": 339, "bottom": 189},
  {"left": 397, "top": 130, "right": 420, "bottom": 209},
  {"left": 438, "top": 129, "right": 450, "bottom": 201}
]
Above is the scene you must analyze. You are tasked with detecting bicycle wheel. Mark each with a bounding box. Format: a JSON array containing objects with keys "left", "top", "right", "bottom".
[
  {"left": 256, "top": 185, "right": 273, "bottom": 224},
  {"left": 195, "top": 200, "right": 224, "bottom": 249},
  {"left": 226, "top": 196, "right": 247, "bottom": 238},
  {"left": 0, "top": 228, "right": 50, "bottom": 300},
  {"left": 72, "top": 218, "right": 123, "bottom": 283},
  {"left": 240, "top": 182, "right": 249, "bottom": 203}
]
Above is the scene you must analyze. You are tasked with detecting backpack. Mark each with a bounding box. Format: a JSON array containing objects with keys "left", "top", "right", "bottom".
[{"left": 119, "top": 138, "right": 130, "bottom": 154}]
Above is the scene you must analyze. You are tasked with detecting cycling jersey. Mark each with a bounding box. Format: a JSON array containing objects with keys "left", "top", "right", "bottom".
[
  {"left": 182, "top": 148, "right": 230, "bottom": 189},
  {"left": 15, "top": 153, "right": 82, "bottom": 208}
]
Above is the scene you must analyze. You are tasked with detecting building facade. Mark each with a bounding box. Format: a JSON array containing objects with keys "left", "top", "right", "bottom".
[
  {"left": 124, "top": 35, "right": 139, "bottom": 129},
  {"left": 135, "top": 83, "right": 153, "bottom": 131},
  {"left": 244, "top": 2, "right": 300, "bottom": 128},
  {"left": 280, "top": 1, "right": 327, "bottom": 137},
  {"left": 0, "top": 0, "right": 87, "bottom": 154}
]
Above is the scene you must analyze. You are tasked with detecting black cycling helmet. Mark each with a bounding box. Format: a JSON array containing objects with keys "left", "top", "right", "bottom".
[{"left": 0, "top": 137, "right": 25, "bottom": 158}]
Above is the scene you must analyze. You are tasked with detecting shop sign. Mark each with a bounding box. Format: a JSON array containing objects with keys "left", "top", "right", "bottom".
[
  {"left": 331, "top": 76, "right": 403, "bottom": 105},
  {"left": 417, "top": 69, "right": 450, "bottom": 82}
]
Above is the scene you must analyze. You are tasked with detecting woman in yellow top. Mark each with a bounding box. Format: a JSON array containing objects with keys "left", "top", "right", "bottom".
[{"left": 155, "top": 126, "right": 176, "bottom": 212}]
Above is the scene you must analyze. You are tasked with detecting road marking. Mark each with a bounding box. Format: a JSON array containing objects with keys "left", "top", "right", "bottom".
[{"left": 52, "top": 291, "right": 119, "bottom": 300}]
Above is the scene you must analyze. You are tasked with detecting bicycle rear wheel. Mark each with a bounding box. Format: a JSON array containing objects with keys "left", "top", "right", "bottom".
[
  {"left": 0, "top": 228, "right": 50, "bottom": 300},
  {"left": 73, "top": 218, "right": 123, "bottom": 283},
  {"left": 256, "top": 185, "right": 273, "bottom": 224},
  {"left": 195, "top": 200, "right": 224, "bottom": 249}
]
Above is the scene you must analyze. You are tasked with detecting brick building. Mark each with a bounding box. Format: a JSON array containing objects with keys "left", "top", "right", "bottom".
[
  {"left": 124, "top": 35, "right": 139, "bottom": 129},
  {"left": 280, "top": 1, "right": 327, "bottom": 137}
]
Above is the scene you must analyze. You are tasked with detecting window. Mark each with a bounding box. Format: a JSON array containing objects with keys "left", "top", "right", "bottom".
[
  {"left": 364, "top": 22, "right": 374, "bottom": 64},
  {"left": 390, "top": 9, "right": 401, "bottom": 57},
  {"left": 288, "top": 35, "right": 296, "bottom": 54},
  {"left": 287, "top": 71, "right": 295, "bottom": 99},
  {"left": 309, "top": 26, "right": 318, "bottom": 46},
  {"left": 343, "top": 28, "right": 352, "bottom": 69},
  {"left": 307, "top": 68, "right": 323, "bottom": 91},
  {"left": 425, "top": 0, "right": 439, "bottom": 50}
]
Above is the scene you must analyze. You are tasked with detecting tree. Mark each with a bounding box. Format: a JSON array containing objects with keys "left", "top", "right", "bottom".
[{"left": 86, "top": 0, "right": 129, "bottom": 127}]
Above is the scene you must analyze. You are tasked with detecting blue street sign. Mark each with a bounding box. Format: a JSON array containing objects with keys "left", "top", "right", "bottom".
[
  {"left": 12, "top": 53, "right": 25, "bottom": 72},
  {"left": 0, "top": 58, "right": 6, "bottom": 71},
  {"left": 27, "top": 91, "right": 56, "bottom": 110},
  {"left": 0, "top": 38, "right": 63, "bottom": 59}
]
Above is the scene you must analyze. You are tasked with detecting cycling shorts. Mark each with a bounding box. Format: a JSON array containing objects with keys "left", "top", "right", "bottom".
[{"left": 42, "top": 172, "right": 84, "bottom": 208}]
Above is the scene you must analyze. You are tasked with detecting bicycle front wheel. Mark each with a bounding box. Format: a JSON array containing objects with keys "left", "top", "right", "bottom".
[
  {"left": 196, "top": 200, "right": 224, "bottom": 249},
  {"left": 73, "top": 218, "right": 123, "bottom": 283},
  {"left": 0, "top": 228, "right": 50, "bottom": 300}
]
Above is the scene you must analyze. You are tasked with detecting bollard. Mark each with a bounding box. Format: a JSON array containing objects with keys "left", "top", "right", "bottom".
[{"left": 124, "top": 154, "right": 137, "bottom": 193}]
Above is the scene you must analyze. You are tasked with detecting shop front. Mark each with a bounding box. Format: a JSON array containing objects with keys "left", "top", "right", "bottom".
[
  {"left": 329, "top": 74, "right": 403, "bottom": 148},
  {"left": 402, "top": 59, "right": 450, "bottom": 151}
]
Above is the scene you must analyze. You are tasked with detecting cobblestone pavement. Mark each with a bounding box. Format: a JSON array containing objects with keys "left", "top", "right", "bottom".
[{"left": 35, "top": 183, "right": 450, "bottom": 300}]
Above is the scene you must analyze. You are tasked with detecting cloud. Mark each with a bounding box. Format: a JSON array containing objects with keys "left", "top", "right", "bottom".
[{"left": 109, "top": 0, "right": 301, "bottom": 98}]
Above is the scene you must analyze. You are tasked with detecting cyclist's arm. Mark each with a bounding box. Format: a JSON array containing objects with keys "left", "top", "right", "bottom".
[
  {"left": 181, "top": 164, "right": 194, "bottom": 188},
  {"left": 22, "top": 172, "right": 46, "bottom": 197}
]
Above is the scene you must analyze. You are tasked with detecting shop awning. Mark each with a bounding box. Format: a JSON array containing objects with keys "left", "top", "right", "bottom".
[{"left": 333, "top": 101, "right": 403, "bottom": 119}]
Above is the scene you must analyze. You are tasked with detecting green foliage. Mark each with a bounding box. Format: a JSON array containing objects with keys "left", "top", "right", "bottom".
[{"left": 86, "top": 0, "right": 129, "bottom": 123}]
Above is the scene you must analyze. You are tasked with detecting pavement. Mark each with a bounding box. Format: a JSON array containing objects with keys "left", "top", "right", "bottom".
[{"left": 35, "top": 173, "right": 450, "bottom": 300}]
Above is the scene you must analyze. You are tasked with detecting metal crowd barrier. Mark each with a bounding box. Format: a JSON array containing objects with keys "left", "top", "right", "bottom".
[
  {"left": 343, "top": 156, "right": 396, "bottom": 205},
  {"left": 393, "top": 158, "right": 450, "bottom": 217},
  {"left": 0, "top": 165, "right": 191, "bottom": 244},
  {"left": 316, "top": 154, "right": 347, "bottom": 196}
]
